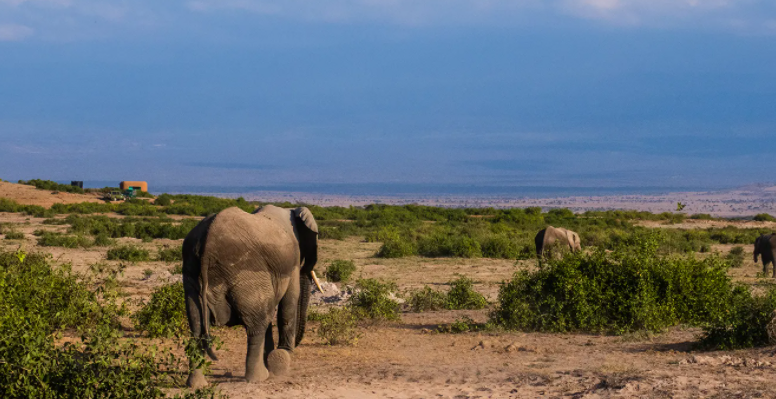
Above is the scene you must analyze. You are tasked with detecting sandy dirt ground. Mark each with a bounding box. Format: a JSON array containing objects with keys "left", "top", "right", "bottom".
[
  {"left": 4, "top": 207, "right": 776, "bottom": 398},
  {"left": 0, "top": 180, "right": 104, "bottom": 207}
]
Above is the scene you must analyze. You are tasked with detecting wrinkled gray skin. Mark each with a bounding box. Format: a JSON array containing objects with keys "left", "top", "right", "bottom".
[
  {"left": 535, "top": 226, "right": 581, "bottom": 257},
  {"left": 182, "top": 205, "right": 318, "bottom": 388},
  {"left": 754, "top": 234, "right": 776, "bottom": 277}
]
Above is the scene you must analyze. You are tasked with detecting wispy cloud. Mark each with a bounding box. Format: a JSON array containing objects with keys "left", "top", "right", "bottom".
[
  {"left": 186, "top": 161, "right": 276, "bottom": 171},
  {"left": 0, "top": 23, "right": 33, "bottom": 41},
  {"left": 184, "top": 0, "right": 775, "bottom": 31},
  {"left": 0, "top": 0, "right": 774, "bottom": 42}
]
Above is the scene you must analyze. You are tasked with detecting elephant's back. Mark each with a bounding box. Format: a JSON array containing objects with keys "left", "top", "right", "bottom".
[{"left": 204, "top": 207, "right": 297, "bottom": 272}]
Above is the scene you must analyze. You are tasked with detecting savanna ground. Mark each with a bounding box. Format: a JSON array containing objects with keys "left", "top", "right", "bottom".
[{"left": 3, "top": 181, "right": 776, "bottom": 398}]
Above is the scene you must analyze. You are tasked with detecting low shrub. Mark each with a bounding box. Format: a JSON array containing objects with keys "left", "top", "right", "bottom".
[
  {"left": 133, "top": 283, "right": 187, "bottom": 338},
  {"left": 324, "top": 259, "right": 357, "bottom": 282},
  {"left": 0, "top": 248, "right": 223, "bottom": 398},
  {"left": 18, "top": 178, "right": 84, "bottom": 194},
  {"left": 491, "top": 234, "right": 735, "bottom": 334},
  {"left": 93, "top": 233, "right": 116, "bottom": 246},
  {"left": 3, "top": 230, "right": 24, "bottom": 240},
  {"left": 377, "top": 235, "right": 416, "bottom": 258},
  {"left": 417, "top": 232, "right": 482, "bottom": 258},
  {"left": 89, "top": 261, "right": 126, "bottom": 277},
  {"left": 445, "top": 276, "right": 488, "bottom": 310},
  {"left": 158, "top": 245, "right": 183, "bottom": 263},
  {"left": 754, "top": 213, "right": 776, "bottom": 222},
  {"left": 437, "top": 316, "right": 481, "bottom": 334},
  {"left": 316, "top": 307, "right": 361, "bottom": 345},
  {"left": 42, "top": 218, "right": 69, "bottom": 225},
  {"left": 480, "top": 234, "right": 523, "bottom": 259},
  {"left": 0, "top": 249, "right": 187, "bottom": 399},
  {"left": 319, "top": 226, "right": 347, "bottom": 240},
  {"left": 349, "top": 279, "right": 400, "bottom": 321},
  {"left": 726, "top": 246, "right": 745, "bottom": 268},
  {"left": 107, "top": 245, "right": 151, "bottom": 262},
  {"left": 698, "top": 287, "right": 776, "bottom": 350},
  {"left": 67, "top": 215, "right": 199, "bottom": 241},
  {"left": 37, "top": 232, "right": 93, "bottom": 248},
  {"left": 408, "top": 286, "right": 447, "bottom": 312}
]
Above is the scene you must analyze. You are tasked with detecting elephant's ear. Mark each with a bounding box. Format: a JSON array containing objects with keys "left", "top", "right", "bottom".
[{"left": 294, "top": 207, "right": 318, "bottom": 234}]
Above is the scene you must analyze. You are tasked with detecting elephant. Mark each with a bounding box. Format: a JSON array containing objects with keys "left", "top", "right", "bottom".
[
  {"left": 754, "top": 234, "right": 776, "bottom": 277},
  {"left": 535, "top": 226, "right": 581, "bottom": 258},
  {"left": 182, "top": 205, "right": 323, "bottom": 388}
]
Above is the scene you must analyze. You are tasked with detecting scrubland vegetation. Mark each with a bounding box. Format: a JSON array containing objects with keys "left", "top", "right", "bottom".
[
  {"left": 0, "top": 249, "right": 220, "bottom": 399},
  {"left": 3, "top": 184, "right": 776, "bottom": 396}
]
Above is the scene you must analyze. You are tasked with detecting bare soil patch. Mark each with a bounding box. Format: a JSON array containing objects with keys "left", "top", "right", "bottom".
[{"left": 0, "top": 180, "right": 103, "bottom": 207}]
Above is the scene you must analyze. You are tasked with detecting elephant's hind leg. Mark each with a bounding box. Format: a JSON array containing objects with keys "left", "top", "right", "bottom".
[
  {"left": 268, "top": 273, "right": 299, "bottom": 376},
  {"left": 245, "top": 322, "right": 271, "bottom": 383},
  {"left": 263, "top": 322, "right": 274, "bottom": 367}
]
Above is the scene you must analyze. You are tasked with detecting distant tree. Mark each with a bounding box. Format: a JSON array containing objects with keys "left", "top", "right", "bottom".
[{"left": 676, "top": 202, "right": 686, "bottom": 212}]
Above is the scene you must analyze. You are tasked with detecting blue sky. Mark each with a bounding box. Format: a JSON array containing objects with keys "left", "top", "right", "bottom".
[{"left": 1, "top": 1, "right": 775, "bottom": 193}]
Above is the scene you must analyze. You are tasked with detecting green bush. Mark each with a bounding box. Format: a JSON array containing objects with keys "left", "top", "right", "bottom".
[
  {"left": 3, "top": 230, "right": 24, "bottom": 240},
  {"left": 324, "top": 259, "right": 357, "bottom": 282},
  {"left": 42, "top": 218, "right": 69, "bottom": 225},
  {"left": 698, "top": 287, "right": 776, "bottom": 350},
  {"left": 37, "top": 232, "right": 93, "bottom": 248},
  {"left": 319, "top": 226, "right": 348, "bottom": 240},
  {"left": 408, "top": 286, "right": 447, "bottom": 312},
  {"left": 377, "top": 235, "right": 416, "bottom": 258},
  {"left": 0, "top": 248, "right": 223, "bottom": 398},
  {"left": 349, "top": 279, "right": 400, "bottom": 321},
  {"left": 480, "top": 234, "right": 523, "bottom": 259},
  {"left": 445, "top": 276, "right": 488, "bottom": 310},
  {"left": 107, "top": 245, "right": 150, "bottom": 262},
  {"left": 133, "top": 283, "right": 187, "bottom": 338},
  {"left": 316, "top": 307, "right": 361, "bottom": 345},
  {"left": 66, "top": 215, "right": 199, "bottom": 241},
  {"left": 754, "top": 213, "right": 776, "bottom": 222},
  {"left": 491, "top": 234, "right": 735, "bottom": 334},
  {"left": 437, "top": 316, "right": 481, "bottom": 334},
  {"left": 0, "top": 198, "right": 53, "bottom": 217},
  {"left": 158, "top": 245, "right": 183, "bottom": 263},
  {"left": 726, "top": 246, "right": 745, "bottom": 268},
  {"left": 18, "top": 179, "right": 84, "bottom": 194},
  {"left": 93, "top": 233, "right": 116, "bottom": 246}
]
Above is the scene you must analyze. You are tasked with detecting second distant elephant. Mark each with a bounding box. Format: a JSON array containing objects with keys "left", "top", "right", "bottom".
[
  {"left": 535, "top": 226, "right": 581, "bottom": 257},
  {"left": 754, "top": 234, "right": 776, "bottom": 277}
]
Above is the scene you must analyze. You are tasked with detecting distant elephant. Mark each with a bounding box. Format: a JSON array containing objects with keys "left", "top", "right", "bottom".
[
  {"left": 535, "top": 226, "right": 581, "bottom": 257},
  {"left": 182, "top": 205, "right": 323, "bottom": 388},
  {"left": 754, "top": 234, "right": 776, "bottom": 277}
]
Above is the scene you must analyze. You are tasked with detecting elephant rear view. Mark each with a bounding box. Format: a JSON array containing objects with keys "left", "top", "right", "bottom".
[
  {"left": 535, "top": 226, "right": 581, "bottom": 258},
  {"left": 182, "top": 205, "right": 322, "bottom": 388},
  {"left": 754, "top": 234, "right": 776, "bottom": 277}
]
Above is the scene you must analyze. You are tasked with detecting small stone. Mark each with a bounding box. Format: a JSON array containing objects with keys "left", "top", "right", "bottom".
[{"left": 504, "top": 343, "right": 520, "bottom": 352}]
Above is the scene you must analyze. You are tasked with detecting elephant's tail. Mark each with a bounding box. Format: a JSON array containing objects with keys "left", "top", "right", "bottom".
[{"left": 200, "top": 255, "right": 218, "bottom": 361}]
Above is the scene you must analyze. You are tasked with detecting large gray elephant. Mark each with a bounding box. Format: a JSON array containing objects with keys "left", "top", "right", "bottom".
[
  {"left": 182, "top": 205, "right": 323, "bottom": 388},
  {"left": 754, "top": 234, "right": 776, "bottom": 277},
  {"left": 535, "top": 226, "right": 581, "bottom": 257}
]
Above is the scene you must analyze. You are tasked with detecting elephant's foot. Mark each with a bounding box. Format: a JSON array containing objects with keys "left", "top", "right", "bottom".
[
  {"left": 245, "top": 364, "right": 269, "bottom": 383},
  {"left": 267, "top": 349, "right": 292, "bottom": 377},
  {"left": 187, "top": 369, "right": 208, "bottom": 389}
]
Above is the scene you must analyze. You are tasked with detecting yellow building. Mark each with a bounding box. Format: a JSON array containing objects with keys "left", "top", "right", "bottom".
[{"left": 119, "top": 181, "right": 148, "bottom": 192}]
